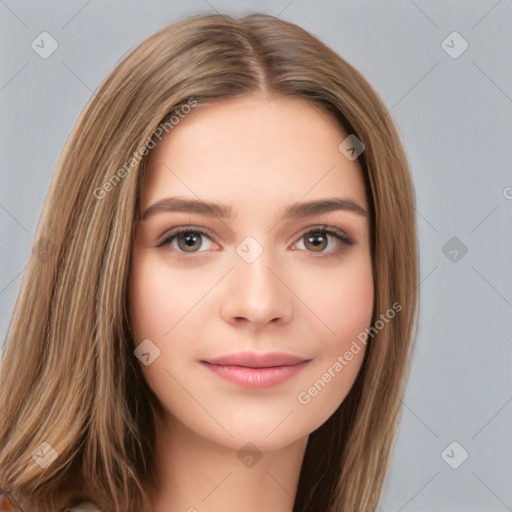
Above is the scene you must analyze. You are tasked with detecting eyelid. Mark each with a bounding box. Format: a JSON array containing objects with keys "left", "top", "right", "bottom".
[
  {"left": 295, "top": 224, "right": 355, "bottom": 246},
  {"left": 156, "top": 224, "right": 216, "bottom": 247},
  {"left": 156, "top": 223, "right": 356, "bottom": 255}
]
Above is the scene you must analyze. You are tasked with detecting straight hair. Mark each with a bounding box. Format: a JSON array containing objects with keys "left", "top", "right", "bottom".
[{"left": 0, "top": 13, "right": 418, "bottom": 511}]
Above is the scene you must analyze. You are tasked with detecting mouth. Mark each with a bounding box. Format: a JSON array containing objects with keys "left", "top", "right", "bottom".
[{"left": 201, "top": 351, "right": 312, "bottom": 389}]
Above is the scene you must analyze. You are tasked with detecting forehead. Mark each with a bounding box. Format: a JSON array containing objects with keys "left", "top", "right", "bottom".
[{"left": 141, "top": 95, "right": 367, "bottom": 216}]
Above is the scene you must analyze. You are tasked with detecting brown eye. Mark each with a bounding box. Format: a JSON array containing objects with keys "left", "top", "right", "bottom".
[
  {"left": 294, "top": 226, "right": 355, "bottom": 257},
  {"left": 176, "top": 231, "right": 204, "bottom": 252},
  {"left": 304, "top": 231, "right": 328, "bottom": 252},
  {"left": 158, "top": 227, "right": 215, "bottom": 254}
]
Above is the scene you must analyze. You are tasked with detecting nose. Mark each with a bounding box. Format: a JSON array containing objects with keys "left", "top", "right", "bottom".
[{"left": 219, "top": 246, "right": 294, "bottom": 329}]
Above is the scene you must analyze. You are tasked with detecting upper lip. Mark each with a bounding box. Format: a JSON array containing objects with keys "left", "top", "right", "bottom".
[{"left": 203, "top": 351, "right": 311, "bottom": 368}]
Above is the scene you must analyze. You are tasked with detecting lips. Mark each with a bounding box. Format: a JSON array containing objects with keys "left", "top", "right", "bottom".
[
  {"left": 205, "top": 351, "right": 309, "bottom": 368},
  {"left": 201, "top": 351, "right": 312, "bottom": 389}
]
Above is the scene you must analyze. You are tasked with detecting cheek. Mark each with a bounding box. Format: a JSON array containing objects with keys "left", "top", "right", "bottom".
[
  {"left": 288, "top": 255, "right": 374, "bottom": 427},
  {"left": 130, "top": 254, "right": 206, "bottom": 340},
  {"left": 303, "top": 255, "right": 374, "bottom": 349},
  {"left": 129, "top": 254, "right": 197, "bottom": 406}
]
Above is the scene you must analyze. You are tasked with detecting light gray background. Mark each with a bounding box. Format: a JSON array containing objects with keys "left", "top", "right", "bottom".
[{"left": 1, "top": 1, "right": 511, "bottom": 510}]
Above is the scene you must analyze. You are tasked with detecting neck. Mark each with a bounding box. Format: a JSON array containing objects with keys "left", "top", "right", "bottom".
[{"left": 149, "top": 415, "right": 308, "bottom": 512}]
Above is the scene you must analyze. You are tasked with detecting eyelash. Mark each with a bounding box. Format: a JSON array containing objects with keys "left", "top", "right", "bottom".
[{"left": 156, "top": 224, "right": 355, "bottom": 260}]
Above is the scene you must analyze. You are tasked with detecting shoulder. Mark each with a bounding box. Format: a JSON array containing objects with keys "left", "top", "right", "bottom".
[
  {"left": 0, "top": 488, "right": 103, "bottom": 512},
  {"left": 1, "top": 488, "right": 23, "bottom": 511}
]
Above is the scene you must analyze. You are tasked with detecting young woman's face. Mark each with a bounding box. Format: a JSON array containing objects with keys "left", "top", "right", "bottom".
[{"left": 130, "top": 95, "right": 374, "bottom": 451}]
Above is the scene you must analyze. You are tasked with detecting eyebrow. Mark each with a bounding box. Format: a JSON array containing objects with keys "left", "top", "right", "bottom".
[{"left": 141, "top": 196, "right": 367, "bottom": 221}]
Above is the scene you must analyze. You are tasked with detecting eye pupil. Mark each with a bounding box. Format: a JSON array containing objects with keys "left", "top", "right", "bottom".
[
  {"left": 305, "top": 232, "right": 327, "bottom": 251},
  {"left": 178, "top": 232, "right": 202, "bottom": 251}
]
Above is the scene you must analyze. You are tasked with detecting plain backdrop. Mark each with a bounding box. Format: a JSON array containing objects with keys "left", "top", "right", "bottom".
[{"left": 1, "top": 1, "right": 511, "bottom": 510}]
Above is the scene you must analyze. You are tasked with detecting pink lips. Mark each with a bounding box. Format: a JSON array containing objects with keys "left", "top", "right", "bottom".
[{"left": 201, "top": 351, "right": 311, "bottom": 389}]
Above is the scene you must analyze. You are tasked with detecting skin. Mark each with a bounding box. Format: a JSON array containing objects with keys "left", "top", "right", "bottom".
[{"left": 129, "top": 95, "right": 374, "bottom": 512}]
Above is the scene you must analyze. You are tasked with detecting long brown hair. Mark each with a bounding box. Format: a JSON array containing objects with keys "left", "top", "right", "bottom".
[{"left": 0, "top": 13, "right": 418, "bottom": 511}]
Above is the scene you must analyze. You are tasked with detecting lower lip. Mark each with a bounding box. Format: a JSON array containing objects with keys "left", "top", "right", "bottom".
[{"left": 202, "top": 361, "right": 310, "bottom": 389}]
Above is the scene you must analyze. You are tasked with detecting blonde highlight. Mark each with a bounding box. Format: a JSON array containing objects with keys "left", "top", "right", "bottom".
[{"left": 0, "top": 13, "right": 418, "bottom": 511}]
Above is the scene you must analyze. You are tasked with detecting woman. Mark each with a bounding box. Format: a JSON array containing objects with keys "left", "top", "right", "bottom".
[{"left": 0, "top": 12, "right": 418, "bottom": 512}]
